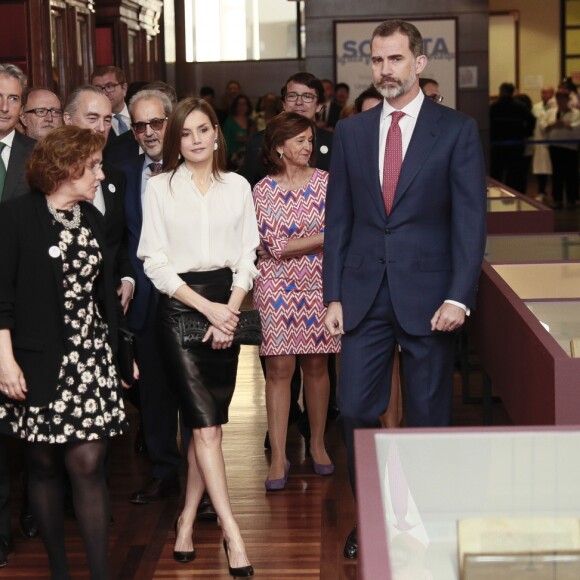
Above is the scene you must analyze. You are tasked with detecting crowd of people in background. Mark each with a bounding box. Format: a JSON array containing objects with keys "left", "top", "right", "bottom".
[
  {"left": 490, "top": 77, "right": 580, "bottom": 208},
  {"left": 0, "top": 18, "right": 488, "bottom": 577}
]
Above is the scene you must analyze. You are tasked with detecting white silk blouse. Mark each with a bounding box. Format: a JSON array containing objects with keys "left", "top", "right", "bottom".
[{"left": 137, "top": 163, "right": 259, "bottom": 297}]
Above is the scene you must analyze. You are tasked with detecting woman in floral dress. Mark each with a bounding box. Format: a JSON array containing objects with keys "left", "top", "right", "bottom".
[{"left": 0, "top": 126, "right": 132, "bottom": 579}]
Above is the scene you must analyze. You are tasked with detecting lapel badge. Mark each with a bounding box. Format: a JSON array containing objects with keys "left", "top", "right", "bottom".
[
  {"left": 48, "top": 246, "right": 61, "bottom": 258},
  {"left": 319, "top": 145, "right": 329, "bottom": 155},
  {"left": 108, "top": 183, "right": 116, "bottom": 193}
]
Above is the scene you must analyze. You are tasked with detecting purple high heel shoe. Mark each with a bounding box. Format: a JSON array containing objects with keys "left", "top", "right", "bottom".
[
  {"left": 311, "top": 450, "right": 335, "bottom": 476},
  {"left": 264, "top": 460, "right": 290, "bottom": 491}
]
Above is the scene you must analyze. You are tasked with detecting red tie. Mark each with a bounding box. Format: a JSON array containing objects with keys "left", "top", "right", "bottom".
[{"left": 382, "top": 111, "right": 405, "bottom": 215}]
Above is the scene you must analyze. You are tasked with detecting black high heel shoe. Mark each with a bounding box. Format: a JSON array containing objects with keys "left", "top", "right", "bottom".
[
  {"left": 222, "top": 539, "right": 254, "bottom": 577},
  {"left": 173, "top": 519, "right": 196, "bottom": 563}
]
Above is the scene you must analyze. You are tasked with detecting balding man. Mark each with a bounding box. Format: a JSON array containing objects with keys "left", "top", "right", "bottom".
[
  {"left": 63, "top": 85, "right": 135, "bottom": 309},
  {"left": 20, "top": 88, "right": 63, "bottom": 140}
]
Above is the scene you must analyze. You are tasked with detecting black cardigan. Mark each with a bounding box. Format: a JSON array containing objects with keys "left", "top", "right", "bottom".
[{"left": 0, "top": 193, "right": 122, "bottom": 406}]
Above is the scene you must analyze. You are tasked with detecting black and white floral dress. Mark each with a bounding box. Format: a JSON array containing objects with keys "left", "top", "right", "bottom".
[{"left": 0, "top": 213, "right": 127, "bottom": 443}]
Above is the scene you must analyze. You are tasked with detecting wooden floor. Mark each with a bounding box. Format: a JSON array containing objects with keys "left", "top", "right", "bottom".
[
  {"left": 1, "top": 344, "right": 511, "bottom": 580},
  {"left": 0, "top": 177, "right": 573, "bottom": 579}
]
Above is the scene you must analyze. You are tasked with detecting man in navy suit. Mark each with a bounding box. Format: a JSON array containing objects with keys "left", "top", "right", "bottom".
[
  {"left": 118, "top": 90, "right": 183, "bottom": 505},
  {"left": 323, "top": 20, "right": 487, "bottom": 559}
]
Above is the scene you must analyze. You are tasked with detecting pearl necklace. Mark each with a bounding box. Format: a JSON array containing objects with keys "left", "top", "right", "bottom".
[{"left": 47, "top": 199, "right": 81, "bottom": 230}]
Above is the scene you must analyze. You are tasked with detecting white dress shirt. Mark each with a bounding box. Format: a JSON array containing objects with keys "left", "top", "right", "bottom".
[
  {"left": 137, "top": 164, "right": 259, "bottom": 297},
  {"left": 378, "top": 90, "right": 424, "bottom": 185},
  {"left": 112, "top": 103, "right": 131, "bottom": 136},
  {"left": 141, "top": 155, "right": 159, "bottom": 203},
  {"left": 0, "top": 130, "right": 16, "bottom": 169}
]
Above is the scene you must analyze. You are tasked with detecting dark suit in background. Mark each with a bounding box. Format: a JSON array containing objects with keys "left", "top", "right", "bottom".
[
  {"left": 324, "top": 96, "right": 487, "bottom": 486},
  {"left": 104, "top": 130, "right": 139, "bottom": 167},
  {"left": 1, "top": 132, "right": 35, "bottom": 202},
  {"left": 325, "top": 101, "right": 342, "bottom": 130},
  {"left": 120, "top": 156, "right": 182, "bottom": 483},
  {"left": 0, "top": 129, "right": 35, "bottom": 547},
  {"left": 100, "top": 161, "right": 135, "bottom": 285}
]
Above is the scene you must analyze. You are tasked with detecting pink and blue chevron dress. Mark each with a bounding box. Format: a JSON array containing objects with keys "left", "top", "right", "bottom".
[{"left": 252, "top": 169, "right": 341, "bottom": 356}]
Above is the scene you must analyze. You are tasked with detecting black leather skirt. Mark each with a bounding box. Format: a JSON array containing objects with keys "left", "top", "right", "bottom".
[{"left": 157, "top": 269, "right": 240, "bottom": 429}]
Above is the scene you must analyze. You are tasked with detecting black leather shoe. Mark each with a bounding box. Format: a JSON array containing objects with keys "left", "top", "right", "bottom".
[
  {"left": 134, "top": 424, "right": 147, "bottom": 454},
  {"left": 130, "top": 477, "right": 181, "bottom": 504},
  {"left": 0, "top": 537, "right": 14, "bottom": 568},
  {"left": 19, "top": 511, "right": 39, "bottom": 539},
  {"left": 196, "top": 493, "right": 217, "bottom": 522},
  {"left": 343, "top": 526, "right": 358, "bottom": 560},
  {"left": 327, "top": 404, "right": 340, "bottom": 421}
]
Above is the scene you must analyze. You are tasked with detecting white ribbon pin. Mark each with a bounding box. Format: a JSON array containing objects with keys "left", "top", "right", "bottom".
[
  {"left": 49, "top": 246, "right": 60, "bottom": 258},
  {"left": 108, "top": 184, "right": 116, "bottom": 193}
]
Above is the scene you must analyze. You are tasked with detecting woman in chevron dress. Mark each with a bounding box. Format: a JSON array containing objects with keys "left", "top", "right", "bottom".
[{"left": 253, "top": 112, "right": 340, "bottom": 490}]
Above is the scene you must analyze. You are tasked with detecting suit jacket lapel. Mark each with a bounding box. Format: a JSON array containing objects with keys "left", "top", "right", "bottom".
[
  {"left": 393, "top": 99, "right": 442, "bottom": 209},
  {"left": 34, "top": 194, "right": 66, "bottom": 319},
  {"left": 3, "top": 134, "right": 25, "bottom": 201},
  {"left": 358, "top": 105, "right": 385, "bottom": 217},
  {"left": 133, "top": 157, "right": 145, "bottom": 224}
]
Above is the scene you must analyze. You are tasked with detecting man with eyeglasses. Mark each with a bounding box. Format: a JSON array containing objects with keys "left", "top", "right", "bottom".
[
  {"left": 19, "top": 88, "right": 63, "bottom": 140},
  {"left": 419, "top": 77, "right": 444, "bottom": 104},
  {"left": 63, "top": 85, "right": 135, "bottom": 311},
  {"left": 91, "top": 66, "right": 131, "bottom": 137},
  {"left": 241, "top": 72, "right": 333, "bottom": 187},
  {"left": 117, "top": 90, "right": 186, "bottom": 508}
]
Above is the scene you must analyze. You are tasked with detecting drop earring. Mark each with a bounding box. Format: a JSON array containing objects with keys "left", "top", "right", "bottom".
[
  {"left": 214, "top": 140, "right": 218, "bottom": 151},
  {"left": 278, "top": 151, "right": 283, "bottom": 159}
]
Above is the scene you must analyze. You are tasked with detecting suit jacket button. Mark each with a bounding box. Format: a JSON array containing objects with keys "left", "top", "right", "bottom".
[
  {"left": 384, "top": 228, "right": 391, "bottom": 235},
  {"left": 379, "top": 258, "right": 386, "bottom": 264}
]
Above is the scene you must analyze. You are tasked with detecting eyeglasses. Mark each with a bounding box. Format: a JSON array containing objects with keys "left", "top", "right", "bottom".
[
  {"left": 427, "top": 94, "right": 444, "bottom": 104},
  {"left": 131, "top": 117, "right": 167, "bottom": 134},
  {"left": 87, "top": 162, "right": 103, "bottom": 174},
  {"left": 93, "top": 82, "right": 122, "bottom": 93},
  {"left": 24, "top": 107, "right": 63, "bottom": 117},
  {"left": 285, "top": 92, "right": 317, "bottom": 103}
]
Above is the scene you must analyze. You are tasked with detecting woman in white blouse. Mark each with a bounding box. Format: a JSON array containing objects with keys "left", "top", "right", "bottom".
[{"left": 137, "top": 98, "right": 258, "bottom": 578}]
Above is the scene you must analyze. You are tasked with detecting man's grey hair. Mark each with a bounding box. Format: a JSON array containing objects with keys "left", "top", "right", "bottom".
[
  {"left": 0, "top": 63, "right": 27, "bottom": 94},
  {"left": 129, "top": 89, "right": 173, "bottom": 118},
  {"left": 64, "top": 85, "right": 105, "bottom": 116}
]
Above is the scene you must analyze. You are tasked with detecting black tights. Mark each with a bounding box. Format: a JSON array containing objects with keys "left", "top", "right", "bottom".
[{"left": 24, "top": 439, "right": 110, "bottom": 580}]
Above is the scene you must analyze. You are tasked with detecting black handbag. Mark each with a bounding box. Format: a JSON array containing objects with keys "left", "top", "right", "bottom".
[
  {"left": 179, "top": 309, "right": 262, "bottom": 347},
  {"left": 117, "top": 327, "right": 136, "bottom": 385}
]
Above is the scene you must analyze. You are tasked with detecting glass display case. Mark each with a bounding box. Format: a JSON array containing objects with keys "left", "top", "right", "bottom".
[
  {"left": 485, "top": 233, "right": 580, "bottom": 263},
  {"left": 469, "top": 261, "right": 580, "bottom": 425},
  {"left": 485, "top": 178, "right": 554, "bottom": 234},
  {"left": 525, "top": 301, "right": 580, "bottom": 355},
  {"left": 356, "top": 427, "right": 580, "bottom": 580},
  {"left": 492, "top": 263, "right": 580, "bottom": 300}
]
